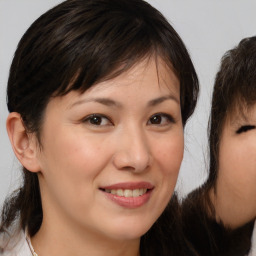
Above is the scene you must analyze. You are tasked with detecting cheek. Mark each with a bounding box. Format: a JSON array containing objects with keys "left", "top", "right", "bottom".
[
  {"left": 38, "top": 131, "right": 110, "bottom": 211},
  {"left": 219, "top": 140, "right": 256, "bottom": 192},
  {"left": 150, "top": 133, "right": 184, "bottom": 213},
  {"left": 39, "top": 128, "right": 110, "bottom": 192},
  {"left": 154, "top": 132, "right": 184, "bottom": 176}
]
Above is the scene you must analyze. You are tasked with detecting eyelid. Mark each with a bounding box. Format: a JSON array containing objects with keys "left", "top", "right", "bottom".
[{"left": 236, "top": 125, "right": 256, "bottom": 134}]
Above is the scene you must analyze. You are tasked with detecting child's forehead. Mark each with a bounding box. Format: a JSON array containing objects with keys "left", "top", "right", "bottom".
[{"left": 227, "top": 102, "right": 256, "bottom": 125}]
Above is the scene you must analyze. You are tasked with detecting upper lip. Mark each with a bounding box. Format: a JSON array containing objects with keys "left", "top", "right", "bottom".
[{"left": 100, "top": 182, "right": 154, "bottom": 190}]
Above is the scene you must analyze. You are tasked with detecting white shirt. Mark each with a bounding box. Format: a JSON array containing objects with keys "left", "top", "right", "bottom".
[
  {"left": 0, "top": 225, "right": 32, "bottom": 256},
  {"left": 248, "top": 221, "right": 256, "bottom": 256}
]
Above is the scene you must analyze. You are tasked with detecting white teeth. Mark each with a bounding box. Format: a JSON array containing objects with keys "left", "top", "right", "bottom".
[
  {"left": 132, "top": 189, "right": 140, "bottom": 197},
  {"left": 104, "top": 188, "right": 148, "bottom": 197},
  {"left": 140, "top": 189, "right": 147, "bottom": 196},
  {"left": 124, "top": 189, "right": 133, "bottom": 197},
  {"left": 117, "top": 189, "right": 124, "bottom": 196},
  {"left": 110, "top": 189, "right": 117, "bottom": 195}
]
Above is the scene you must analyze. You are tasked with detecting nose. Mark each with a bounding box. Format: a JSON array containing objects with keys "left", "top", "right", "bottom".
[{"left": 112, "top": 128, "right": 151, "bottom": 173}]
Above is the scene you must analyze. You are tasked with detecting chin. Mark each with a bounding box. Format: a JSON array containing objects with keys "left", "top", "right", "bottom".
[{"left": 107, "top": 220, "right": 153, "bottom": 241}]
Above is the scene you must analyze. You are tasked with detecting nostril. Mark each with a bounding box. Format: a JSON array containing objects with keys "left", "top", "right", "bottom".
[
  {"left": 121, "top": 166, "right": 136, "bottom": 171},
  {"left": 112, "top": 147, "right": 151, "bottom": 173}
]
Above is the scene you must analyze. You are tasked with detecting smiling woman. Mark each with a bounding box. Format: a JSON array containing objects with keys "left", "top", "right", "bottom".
[
  {"left": 0, "top": 0, "right": 199, "bottom": 255},
  {"left": 26, "top": 58, "right": 183, "bottom": 244}
]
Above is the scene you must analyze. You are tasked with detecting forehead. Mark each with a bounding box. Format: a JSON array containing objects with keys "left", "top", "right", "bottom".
[
  {"left": 46, "top": 57, "right": 180, "bottom": 112},
  {"left": 226, "top": 102, "right": 256, "bottom": 126},
  {"left": 88, "top": 57, "right": 179, "bottom": 94}
]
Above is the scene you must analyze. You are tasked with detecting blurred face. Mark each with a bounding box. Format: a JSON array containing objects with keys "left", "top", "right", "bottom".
[
  {"left": 216, "top": 104, "right": 256, "bottom": 226},
  {"left": 35, "top": 58, "right": 183, "bottom": 243}
]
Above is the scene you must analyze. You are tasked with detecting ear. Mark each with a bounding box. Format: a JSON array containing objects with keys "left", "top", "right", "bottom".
[{"left": 6, "top": 112, "right": 41, "bottom": 173}]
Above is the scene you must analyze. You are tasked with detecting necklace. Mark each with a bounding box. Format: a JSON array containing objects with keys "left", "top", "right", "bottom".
[{"left": 25, "top": 230, "right": 39, "bottom": 256}]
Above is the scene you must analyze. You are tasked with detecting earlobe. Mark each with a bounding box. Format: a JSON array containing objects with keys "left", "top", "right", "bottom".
[{"left": 6, "top": 112, "right": 41, "bottom": 173}]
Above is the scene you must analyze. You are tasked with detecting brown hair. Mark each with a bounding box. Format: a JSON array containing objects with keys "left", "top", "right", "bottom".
[{"left": 1, "top": 0, "right": 199, "bottom": 254}]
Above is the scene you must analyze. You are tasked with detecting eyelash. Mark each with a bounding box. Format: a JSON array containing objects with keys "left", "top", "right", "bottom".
[
  {"left": 81, "top": 113, "right": 175, "bottom": 127},
  {"left": 236, "top": 125, "right": 256, "bottom": 134}
]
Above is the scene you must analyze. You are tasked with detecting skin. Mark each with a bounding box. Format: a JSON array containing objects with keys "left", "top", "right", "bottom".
[
  {"left": 213, "top": 105, "right": 256, "bottom": 228},
  {"left": 7, "top": 57, "right": 184, "bottom": 256}
]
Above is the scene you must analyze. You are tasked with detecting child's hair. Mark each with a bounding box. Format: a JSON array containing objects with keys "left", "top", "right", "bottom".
[{"left": 1, "top": 0, "right": 199, "bottom": 253}]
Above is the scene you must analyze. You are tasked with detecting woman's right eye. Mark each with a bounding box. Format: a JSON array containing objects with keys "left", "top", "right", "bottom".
[
  {"left": 236, "top": 125, "right": 256, "bottom": 134},
  {"left": 82, "top": 114, "right": 113, "bottom": 126}
]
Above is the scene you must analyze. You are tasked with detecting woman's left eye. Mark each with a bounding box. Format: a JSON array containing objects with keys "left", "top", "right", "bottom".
[
  {"left": 147, "top": 113, "right": 174, "bottom": 125},
  {"left": 82, "top": 114, "right": 113, "bottom": 126}
]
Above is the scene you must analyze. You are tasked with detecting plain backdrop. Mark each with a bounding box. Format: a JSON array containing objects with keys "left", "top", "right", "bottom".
[{"left": 1, "top": 0, "right": 256, "bottom": 206}]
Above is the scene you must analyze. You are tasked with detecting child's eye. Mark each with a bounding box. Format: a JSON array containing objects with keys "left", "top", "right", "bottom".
[
  {"left": 82, "top": 114, "right": 113, "bottom": 126},
  {"left": 236, "top": 125, "right": 256, "bottom": 134},
  {"left": 147, "top": 113, "right": 174, "bottom": 125}
]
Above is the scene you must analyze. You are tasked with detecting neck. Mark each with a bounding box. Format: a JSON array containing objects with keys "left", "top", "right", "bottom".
[{"left": 31, "top": 218, "right": 140, "bottom": 256}]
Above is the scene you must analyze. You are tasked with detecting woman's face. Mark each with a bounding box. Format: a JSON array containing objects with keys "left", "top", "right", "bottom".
[
  {"left": 216, "top": 104, "right": 256, "bottom": 227},
  {"left": 34, "top": 58, "right": 183, "bottom": 242}
]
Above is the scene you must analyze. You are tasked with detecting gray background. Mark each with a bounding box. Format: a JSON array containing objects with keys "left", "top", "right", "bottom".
[{"left": 1, "top": 0, "right": 256, "bottom": 205}]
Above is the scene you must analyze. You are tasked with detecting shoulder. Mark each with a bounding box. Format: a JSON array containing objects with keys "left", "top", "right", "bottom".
[
  {"left": 181, "top": 186, "right": 216, "bottom": 255},
  {"left": 181, "top": 187, "right": 254, "bottom": 256},
  {"left": 0, "top": 221, "right": 31, "bottom": 256}
]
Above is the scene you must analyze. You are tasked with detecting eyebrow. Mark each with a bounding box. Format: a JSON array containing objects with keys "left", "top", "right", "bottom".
[
  {"left": 147, "top": 95, "right": 179, "bottom": 106},
  {"left": 69, "top": 95, "right": 179, "bottom": 109},
  {"left": 69, "top": 98, "right": 122, "bottom": 109}
]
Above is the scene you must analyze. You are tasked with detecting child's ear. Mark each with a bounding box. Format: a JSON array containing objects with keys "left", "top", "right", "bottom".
[{"left": 6, "top": 112, "right": 41, "bottom": 173}]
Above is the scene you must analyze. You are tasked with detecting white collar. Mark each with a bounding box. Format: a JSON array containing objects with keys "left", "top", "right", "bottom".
[
  {"left": 0, "top": 226, "right": 32, "bottom": 256},
  {"left": 25, "top": 228, "right": 38, "bottom": 256},
  {"left": 248, "top": 220, "right": 256, "bottom": 256}
]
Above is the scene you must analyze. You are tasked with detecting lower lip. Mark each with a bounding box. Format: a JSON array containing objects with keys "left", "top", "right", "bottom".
[{"left": 102, "top": 190, "right": 152, "bottom": 209}]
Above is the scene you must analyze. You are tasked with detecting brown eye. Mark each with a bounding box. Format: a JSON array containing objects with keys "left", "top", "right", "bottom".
[
  {"left": 90, "top": 116, "right": 103, "bottom": 125},
  {"left": 83, "top": 114, "right": 113, "bottom": 126},
  {"left": 236, "top": 125, "right": 255, "bottom": 134},
  {"left": 148, "top": 113, "right": 174, "bottom": 125},
  {"left": 150, "top": 115, "right": 162, "bottom": 124}
]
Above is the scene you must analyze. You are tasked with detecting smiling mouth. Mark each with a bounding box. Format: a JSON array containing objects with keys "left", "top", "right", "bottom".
[
  {"left": 101, "top": 188, "right": 148, "bottom": 198},
  {"left": 100, "top": 183, "right": 154, "bottom": 208}
]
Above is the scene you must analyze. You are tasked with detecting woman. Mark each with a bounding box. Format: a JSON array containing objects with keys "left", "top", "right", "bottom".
[
  {"left": 182, "top": 36, "right": 256, "bottom": 256},
  {"left": 0, "top": 0, "right": 199, "bottom": 255}
]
